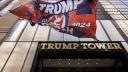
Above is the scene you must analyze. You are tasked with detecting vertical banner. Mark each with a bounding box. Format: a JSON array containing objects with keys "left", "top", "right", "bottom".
[{"left": 10, "top": 0, "right": 96, "bottom": 38}]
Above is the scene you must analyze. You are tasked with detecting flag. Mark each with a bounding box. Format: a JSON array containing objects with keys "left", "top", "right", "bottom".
[
  {"left": 10, "top": 1, "right": 48, "bottom": 25},
  {"left": 10, "top": 0, "right": 96, "bottom": 38}
]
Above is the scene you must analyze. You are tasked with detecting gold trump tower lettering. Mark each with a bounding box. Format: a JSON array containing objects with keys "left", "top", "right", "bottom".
[{"left": 39, "top": 43, "right": 122, "bottom": 50}]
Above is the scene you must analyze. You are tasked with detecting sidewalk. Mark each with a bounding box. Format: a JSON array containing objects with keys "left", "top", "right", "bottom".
[{"left": 0, "top": 0, "right": 29, "bottom": 42}]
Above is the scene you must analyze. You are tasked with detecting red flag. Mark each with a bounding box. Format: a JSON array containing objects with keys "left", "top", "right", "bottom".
[
  {"left": 67, "top": 0, "right": 96, "bottom": 38},
  {"left": 10, "top": 0, "right": 96, "bottom": 38},
  {"left": 10, "top": 1, "right": 48, "bottom": 24}
]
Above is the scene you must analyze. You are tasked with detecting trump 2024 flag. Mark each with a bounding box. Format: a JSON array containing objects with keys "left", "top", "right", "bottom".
[{"left": 10, "top": 0, "right": 96, "bottom": 38}]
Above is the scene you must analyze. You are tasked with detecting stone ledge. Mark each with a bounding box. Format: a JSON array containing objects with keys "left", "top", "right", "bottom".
[{"left": 0, "top": 0, "right": 12, "bottom": 10}]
